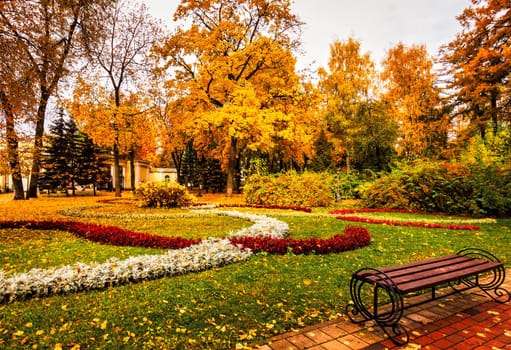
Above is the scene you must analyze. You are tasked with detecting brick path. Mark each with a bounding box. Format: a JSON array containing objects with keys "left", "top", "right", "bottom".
[{"left": 257, "top": 270, "right": 511, "bottom": 349}]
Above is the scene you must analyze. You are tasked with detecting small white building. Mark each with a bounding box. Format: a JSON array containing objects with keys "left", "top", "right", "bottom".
[{"left": 108, "top": 159, "right": 178, "bottom": 190}]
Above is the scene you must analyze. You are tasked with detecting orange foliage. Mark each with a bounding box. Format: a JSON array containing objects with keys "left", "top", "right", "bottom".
[
  {"left": 442, "top": 0, "right": 511, "bottom": 139},
  {"left": 381, "top": 43, "right": 445, "bottom": 159},
  {"left": 154, "top": 0, "right": 314, "bottom": 195}
]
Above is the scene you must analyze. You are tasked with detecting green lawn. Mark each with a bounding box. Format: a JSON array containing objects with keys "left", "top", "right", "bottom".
[{"left": 0, "top": 197, "right": 509, "bottom": 349}]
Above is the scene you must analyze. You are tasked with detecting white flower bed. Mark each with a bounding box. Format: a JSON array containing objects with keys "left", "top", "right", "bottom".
[
  {"left": 200, "top": 209, "right": 289, "bottom": 238},
  {"left": 0, "top": 210, "right": 288, "bottom": 304}
]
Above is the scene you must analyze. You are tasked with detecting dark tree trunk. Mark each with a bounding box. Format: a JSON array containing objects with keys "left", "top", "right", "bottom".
[
  {"left": 490, "top": 94, "right": 499, "bottom": 135},
  {"left": 6, "top": 120, "right": 25, "bottom": 200},
  {"left": 28, "top": 91, "right": 51, "bottom": 198},
  {"left": 129, "top": 147, "right": 135, "bottom": 193},
  {"left": 0, "top": 92, "right": 25, "bottom": 200},
  {"left": 172, "top": 150, "right": 184, "bottom": 184},
  {"left": 226, "top": 136, "right": 237, "bottom": 197},
  {"left": 113, "top": 141, "right": 122, "bottom": 197}
]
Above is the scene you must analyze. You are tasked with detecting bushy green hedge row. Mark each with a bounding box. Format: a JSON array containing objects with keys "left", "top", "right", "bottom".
[
  {"left": 136, "top": 182, "right": 196, "bottom": 208},
  {"left": 361, "top": 162, "right": 511, "bottom": 217},
  {"left": 244, "top": 172, "right": 334, "bottom": 207}
]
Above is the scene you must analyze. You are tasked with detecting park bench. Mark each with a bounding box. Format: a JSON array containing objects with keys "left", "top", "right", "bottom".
[{"left": 345, "top": 248, "right": 510, "bottom": 345}]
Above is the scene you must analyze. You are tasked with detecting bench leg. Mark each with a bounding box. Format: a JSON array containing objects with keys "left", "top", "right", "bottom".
[
  {"left": 456, "top": 269, "right": 511, "bottom": 303},
  {"left": 345, "top": 268, "right": 409, "bottom": 345},
  {"left": 455, "top": 248, "right": 511, "bottom": 303}
]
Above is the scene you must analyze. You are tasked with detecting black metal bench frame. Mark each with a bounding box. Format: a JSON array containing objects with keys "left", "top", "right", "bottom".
[{"left": 345, "top": 248, "right": 510, "bottom": 345}]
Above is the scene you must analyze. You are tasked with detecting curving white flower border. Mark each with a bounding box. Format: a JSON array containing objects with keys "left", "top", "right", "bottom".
[
  {"left": 203, "top": 209, "right": 289, "bottom": 238},
  {"left": 0, "top": 210, "right": 289, "bottom": 304}
]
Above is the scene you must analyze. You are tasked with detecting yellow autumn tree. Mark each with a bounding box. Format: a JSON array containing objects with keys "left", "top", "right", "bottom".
[
  {"left": 381, "top": 43, "right": 447, "bottom": 159},
  {"left": 71, "top": 0, "right": 161, "bottom": 196},
  {"left": 148, "top": 75, "right": 199, "bottom": 183},
  {"left": 318, "top": 38, "right": 397, "bottom": 171},
  {"left": 0, "top": 0, "right": 114, "bottom": 198},
  {"left": 69, "top": 78, "right": 158, "bottom": 195},
  {"left": 154, "top": 0, "right": 311, "bottom": 196}
]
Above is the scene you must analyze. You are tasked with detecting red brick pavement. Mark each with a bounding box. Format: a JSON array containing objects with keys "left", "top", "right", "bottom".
[{"left": 256, "top": 270, "right": 511, "bottom": 350}]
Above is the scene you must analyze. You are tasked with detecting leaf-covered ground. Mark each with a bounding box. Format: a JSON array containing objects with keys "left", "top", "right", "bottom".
[{"left": 0, "top": 192, "right": 509, "bottom": 349}]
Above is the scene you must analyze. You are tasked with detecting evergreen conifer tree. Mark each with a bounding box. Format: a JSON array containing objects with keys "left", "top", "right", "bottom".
[
  {"left": 40, "top": 110, "right": 72, "bottom": 194},
  {"left": 74, "top": 131, "right": 110, "bottom": 196},
  {"left": 40, "top": 110, "right": 109, "bottom": 196},
  {"left": 310, "top": 130, "right": 336, "bottom": 172}
]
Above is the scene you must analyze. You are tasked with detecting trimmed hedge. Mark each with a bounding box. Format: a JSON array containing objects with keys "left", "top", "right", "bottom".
[
  {"left": 361, "top": 161, "right": 511, "bottom": 217},
  {"left": 243, "top": 172, "right": 334, "bottom": 207}
]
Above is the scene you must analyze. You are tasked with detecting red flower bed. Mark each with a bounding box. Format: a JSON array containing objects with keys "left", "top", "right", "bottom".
[
  {"left": 219, "top": 203, "right": 313, "bottom": 213},
  {"left": 0, "top": 220, "right": 370, "bottom": 255},
  {"left": 330, "top": 208, "right": 436, "bottom": 215},
  {"left": 0, "top": 220, "right": 201, "bottom": 249},
  {"left": 229, "top": 226, "right": 371, "bottom": 255},
  {"left": 329, "top": 209, "right": 480, "bottom": 231}
]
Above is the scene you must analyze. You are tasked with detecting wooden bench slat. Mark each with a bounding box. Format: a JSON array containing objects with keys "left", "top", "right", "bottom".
[
  {"left": 378, "top": 254, "right": 462, "bottom": 272},
  {"left": 356, "top": 256, "right": 503, "bottom": 294},
  {"left": 383, "top": 258, "right": 489, "bottom": 282},
  {"left": 379, "top": 256, "right": 476, "bottom": 279},
  {"left": 356, "top": 255, "right": 476, "bottom": 281},
  {"left": 397, "top": 261, "right": 502, "bottom": 293}
]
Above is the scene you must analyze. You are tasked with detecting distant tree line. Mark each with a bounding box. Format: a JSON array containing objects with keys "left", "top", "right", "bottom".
[{"left": 1, "top": 0, "right": 510, "bottom": 200}]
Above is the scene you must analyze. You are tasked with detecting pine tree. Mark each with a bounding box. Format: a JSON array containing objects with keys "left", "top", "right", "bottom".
[
  {"left": 180, "top": 140, "right": 197, "bottom": 188},
  {"left": 310, "top": 130, "right": 336, "bottom": 172},
  {"left": 40, "top": 111, "right": 110, "bottom": 196},
  {"left": 40, "top": 111, "right": 72, "bottom": 194},
  {"left": 74, "top": 131, "right": 110, "bottom": 196}
]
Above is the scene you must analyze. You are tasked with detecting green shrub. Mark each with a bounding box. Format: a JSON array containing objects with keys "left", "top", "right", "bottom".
[
  {"left": 328, "top": 171, "right": 370, "bottom": 201},
  {"left": 244, "top": 172, "right": 334, "bottom": 207},
  {"left": 471, "top": 165, "right": 511, "bottom": 217},
  {"left": 361, "top": 161, "right": 511, "bottom": 217},
  {"left": 136, "top": 182, "right": 196, "bottom": 208}
]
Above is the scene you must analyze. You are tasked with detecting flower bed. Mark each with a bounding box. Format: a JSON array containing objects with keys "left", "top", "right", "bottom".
[
  {"left": 230, "top": 226, "right": 370, "bottom": 255},
  {"left": 330, "top": 208, "right": 480, "bottom": 231},
  {"left": 191, "top": 203, "right": 313, "bottom": 213},
  {"left": 0, "top": 238, "right": 250, "bottom": 304},
  {"left": 0, "top": 220, "right": 200, "bottom": 249},
  {"left": 0, "top": 210, "right": 370, "bottom": 304},
  {"left": 330, "top": 208, "right": 439, "bottom": 215},
  {"left": 218, "top": 203, "right": 312, "bottom": 213}
]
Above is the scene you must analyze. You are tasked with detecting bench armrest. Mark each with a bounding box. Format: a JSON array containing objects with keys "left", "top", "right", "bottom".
[{"left": 457, "top": 247, "right": 502, "bottom": 263}]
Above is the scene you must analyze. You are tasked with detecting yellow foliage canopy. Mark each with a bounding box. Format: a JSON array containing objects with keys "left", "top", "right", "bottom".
[
  {"left": 68, "top": 77, "right": 158, "bottom": 161},
  {"left": 154, "top": 0, "right": 315, "bottom": 194}
]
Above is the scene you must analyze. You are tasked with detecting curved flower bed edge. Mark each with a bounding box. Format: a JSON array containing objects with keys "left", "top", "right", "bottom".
[
  {"left": 0, "top": 210, "right": 370, "bottom": 304},
  {"left": 329, "top": 208, "right": 480, "bottom": 231}
]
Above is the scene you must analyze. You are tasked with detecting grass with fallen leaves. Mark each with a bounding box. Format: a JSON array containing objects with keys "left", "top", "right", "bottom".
[{"left": 0, "top": 192, "right": 509, "bottom": 349}]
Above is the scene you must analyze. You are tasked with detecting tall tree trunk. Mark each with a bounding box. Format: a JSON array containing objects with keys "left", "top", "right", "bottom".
[
  {"left": 2, "top": 93, "right": 25, "bottom": 200},
  {"left": 129, "top": 146, "right": 136, "bottom": 193},
  {"left": 113, "top": 89, "right": 123, "bottom": 197},
  {"left": 490, "top": 94, "right": 498, "bottom": 135},
  {"left": 172, "top": 151, "right": 183, "bottom": 184},
  {"left": 226, "top": 136, "right": 237, "bottom": 197},
  {"left": 113, "top": 141, "right": 122, "bottom": 197},
  {"left": 27, "top": 92, "right": 51, "bottom": 198},
  {"left": 7, "top": 138, "right": 25, "bottom": 200}
]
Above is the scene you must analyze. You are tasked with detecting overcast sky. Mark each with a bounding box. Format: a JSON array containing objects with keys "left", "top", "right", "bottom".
[{"left": 144, "top": 0, "right": 468, "bottom": 70}]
